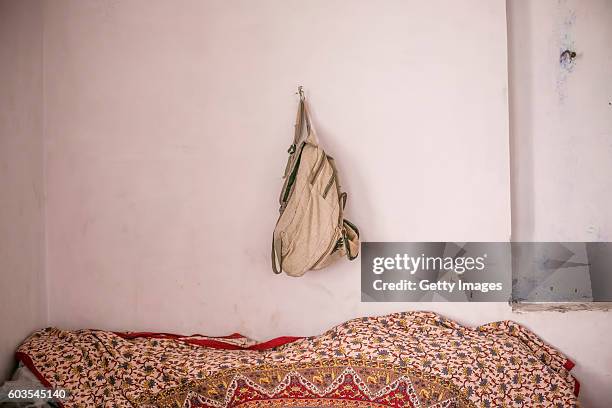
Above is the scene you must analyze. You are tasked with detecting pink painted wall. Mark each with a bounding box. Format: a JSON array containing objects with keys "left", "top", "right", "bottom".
[
  {"left": 0, "top": 0, "right": 46, "bottom": 381},
  {"left": 44, "top": 0, "right": 511, "bottom": 335}
]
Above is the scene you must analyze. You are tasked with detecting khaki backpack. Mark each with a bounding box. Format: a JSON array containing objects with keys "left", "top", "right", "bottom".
[{"left": 272, "top": 91, "right": 359, "bottom": 277}]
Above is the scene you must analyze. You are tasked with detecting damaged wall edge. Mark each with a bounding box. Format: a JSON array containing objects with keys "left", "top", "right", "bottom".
[{"left": 511, "top": 301, "right": 612, "bottom": 313}]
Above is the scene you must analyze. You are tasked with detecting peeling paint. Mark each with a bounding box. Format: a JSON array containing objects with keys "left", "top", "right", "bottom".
[
  {"left": 512, "top": 301, "right": 612, "bottom": 313},
  {"left": 556, "top": 2, "right": 577, "bottom": 103}
]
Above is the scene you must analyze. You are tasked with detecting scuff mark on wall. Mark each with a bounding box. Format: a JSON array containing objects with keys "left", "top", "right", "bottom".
[{"left": 559, "top": 50, "right": 576, "bottom": 70}]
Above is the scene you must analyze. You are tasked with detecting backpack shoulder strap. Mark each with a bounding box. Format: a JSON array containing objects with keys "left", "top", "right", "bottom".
[
  {"left": 292, "top": 98, "right": 315, "bottom": 148},
  {"left": 278, "top": 97, "right": 318, "bottom": 207},
  {"left": 271, "top": 236, "right": 283, "bottom": 274}
]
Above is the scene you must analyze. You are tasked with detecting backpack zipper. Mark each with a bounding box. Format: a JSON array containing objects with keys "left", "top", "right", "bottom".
[
  {"left": 322, "top": 173, "right": 335, "bottom": 198},
  {"left": 281, "top": 143, "right": 306, "bottom": 204}
]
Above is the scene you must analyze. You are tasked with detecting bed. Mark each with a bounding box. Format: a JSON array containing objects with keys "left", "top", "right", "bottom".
[{"left": 14, "top": 312, "right": 579, "bottom": 407}]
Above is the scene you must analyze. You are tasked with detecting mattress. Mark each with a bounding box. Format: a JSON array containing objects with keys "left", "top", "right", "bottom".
[{"left": 15, "top": 312, "right": 579, "bottom": 407}]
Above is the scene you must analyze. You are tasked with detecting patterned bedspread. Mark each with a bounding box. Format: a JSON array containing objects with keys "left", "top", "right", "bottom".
[{"left": 16, "top": 312, "right": 579, "bottom": 407}]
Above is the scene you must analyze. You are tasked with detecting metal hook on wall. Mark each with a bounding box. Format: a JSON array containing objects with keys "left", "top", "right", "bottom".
[{"left": 296, "top": 86, "right": 305, "bottom": 101}]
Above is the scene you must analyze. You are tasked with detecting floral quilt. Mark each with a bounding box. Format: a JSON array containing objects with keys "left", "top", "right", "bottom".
[{"left": 16, "top": 312, "right": 579, "bottom": 407}]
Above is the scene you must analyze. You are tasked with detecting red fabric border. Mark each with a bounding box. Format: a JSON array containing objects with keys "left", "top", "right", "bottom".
[
  {"left": 563, "top": 358, "right": 580, "bottom": 397},
  {"left": 573, "top": 378, "right": 581, "bottom": 397},
  {"left": 113, "top": 330, "right": 302, "bottom": 350},
  {"left": 247, "top": 336, "right": 303, "bottom": 350},
  {"left": 15, "top": 352, "right": 65, "bottom": 408},
  {"left": 113, "top": 331, "right": 248, "bottom": 341}
]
